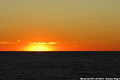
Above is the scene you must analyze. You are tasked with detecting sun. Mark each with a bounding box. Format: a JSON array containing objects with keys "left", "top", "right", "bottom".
[{"left": 25, "top": 44, "right": 53, "bottom": 51}]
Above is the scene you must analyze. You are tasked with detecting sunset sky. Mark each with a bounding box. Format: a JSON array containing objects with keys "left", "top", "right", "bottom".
[{"left": 0, "top": 0, "right": 120, "bottom": 51}]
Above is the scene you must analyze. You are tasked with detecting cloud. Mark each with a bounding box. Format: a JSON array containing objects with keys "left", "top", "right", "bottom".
[
  {"left": 0, "top": 40, "right": 21, "bottom": 44},
  {"left": 0, "top": 41, "right": 12, "bottom": 44},
  {"left": 17, "top": 40, "right": 21, "bottom": 43},
  {"left": 48, "top": 42, "right": 56, "bottom": 44},
  {"left": 29, "top": 42, "right": 57, "bottom": 45},
  {"left": 38, "top": 42, "right": 48, "bottom": 45}
]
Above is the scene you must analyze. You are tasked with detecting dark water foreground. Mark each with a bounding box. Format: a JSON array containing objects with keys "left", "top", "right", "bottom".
[{"left": 0, "top": 51, "right": 120, "bottom": 80}]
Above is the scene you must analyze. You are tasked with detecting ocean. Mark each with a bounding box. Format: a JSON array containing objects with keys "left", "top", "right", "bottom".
[{"left": 0, "top": 51, "right": 120, "bottom": 80}]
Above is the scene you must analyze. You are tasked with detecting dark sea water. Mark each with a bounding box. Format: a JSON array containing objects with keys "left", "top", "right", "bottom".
[{"left": 0, "top": 51, "right": 120, "bottom": 80}]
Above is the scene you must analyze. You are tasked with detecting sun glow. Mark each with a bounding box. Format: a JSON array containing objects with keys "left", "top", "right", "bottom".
[{"left": 25, "top": 44, "right": 53, "bottom": 51}]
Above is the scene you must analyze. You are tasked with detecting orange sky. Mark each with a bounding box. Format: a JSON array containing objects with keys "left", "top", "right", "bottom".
[{"left": 0, "top": 0, "right": 120, "bottom": 51}]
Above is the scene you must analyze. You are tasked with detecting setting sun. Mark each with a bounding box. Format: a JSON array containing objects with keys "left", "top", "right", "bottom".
[{"left": 25, "top": 44, "right": 53, "bottom": 51}]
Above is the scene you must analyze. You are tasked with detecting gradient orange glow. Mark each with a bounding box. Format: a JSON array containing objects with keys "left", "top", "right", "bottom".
[{"left": 0, "top": 0, "right": 120, "bottom": 51}]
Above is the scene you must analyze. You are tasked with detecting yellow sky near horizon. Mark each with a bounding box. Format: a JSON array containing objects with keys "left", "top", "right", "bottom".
[{"left": 0, "top": 0, "right": 120, "bottom": 51}]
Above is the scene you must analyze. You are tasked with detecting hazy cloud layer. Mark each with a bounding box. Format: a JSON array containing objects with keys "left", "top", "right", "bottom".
[
  {"left": 0, "top": 40, "right": 21, "bottom": 45},
  {"left": 0, "top": 41, "right": 12, "bottom": 44}
]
